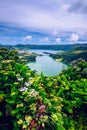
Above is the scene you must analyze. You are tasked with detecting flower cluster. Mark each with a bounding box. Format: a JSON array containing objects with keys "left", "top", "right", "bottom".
[
  {"left": 28, "top": 89, "right": 39, "bottom": 97},
  {"left": 20, "top": 87, "right": 28, "bottom": 92}
]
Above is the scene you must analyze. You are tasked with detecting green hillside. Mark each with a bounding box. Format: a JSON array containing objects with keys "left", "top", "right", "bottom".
[
  {"left": 0, "top": 43, "right": 87, "bottom": 51},
  {"left": 50, "top": 49, "right": 87, "bottom": 64}
]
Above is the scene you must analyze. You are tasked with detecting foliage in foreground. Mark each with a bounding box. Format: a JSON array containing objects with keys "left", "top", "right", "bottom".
[{"left": 0, "top": 48, "right": 87, "bottom": 130}]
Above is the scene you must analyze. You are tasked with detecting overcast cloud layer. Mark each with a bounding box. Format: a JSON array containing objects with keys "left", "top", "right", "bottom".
[{"left": 0, "top": 0, "right": 87, "bottom": 45}]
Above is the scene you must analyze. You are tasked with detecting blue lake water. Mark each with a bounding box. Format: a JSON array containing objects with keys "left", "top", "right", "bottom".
[
  {"left": 28, "top": 49, "right": 60, "bottom": 55},
  {"left": 27, "top": 50, "right": 67, "bottom": 76}
]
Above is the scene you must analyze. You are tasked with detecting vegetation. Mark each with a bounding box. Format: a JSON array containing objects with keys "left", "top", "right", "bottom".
[
  {"left": 0, "top": 43, "right": 87, "bottom": 51},
  {"left": 0, "top": 48, "right": 87, "bottom": 130},
  {"left": 50, "top": 49, "right": 87, "bottom": 64},
  {"left": 18, "top": 51, "right": 38, "bottom": 63},
  {"left": 0, "top": 47, "right": 38, "bottom": 64}
]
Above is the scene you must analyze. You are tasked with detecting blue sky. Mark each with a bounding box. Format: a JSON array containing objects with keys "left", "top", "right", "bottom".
[{"left": 0, "top": 0, "right": 87, "bottom": 45}]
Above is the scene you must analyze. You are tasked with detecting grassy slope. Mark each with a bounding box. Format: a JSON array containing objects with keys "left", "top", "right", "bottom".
[
  {"left": 62, "top": 50, "right": 87, "bottom": 63},
  {"left": 50, "top": 49, "right": 87, "bottom": 64}
]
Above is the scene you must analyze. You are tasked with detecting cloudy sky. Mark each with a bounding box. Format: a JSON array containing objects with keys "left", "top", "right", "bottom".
[{"left": 0, "top": 0, "right": 87, "bottom": 45}]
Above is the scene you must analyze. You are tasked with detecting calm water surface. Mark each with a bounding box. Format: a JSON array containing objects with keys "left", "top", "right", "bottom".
[{"left": 27, "top": 50, "right": 67, "bottom": 76}]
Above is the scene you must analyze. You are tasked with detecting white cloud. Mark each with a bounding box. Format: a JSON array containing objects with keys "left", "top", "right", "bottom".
[
  {"left": 68, "top": 0, "right": 87, "bottom": 14},
  {"left": 0, "top": 0, "right": 87, "bottom": 44},
  {"left": 23, "top": 35, "right": 32, "bottom": 41},
  {"left": 13, "top": 40, "right": 17, "bottom": 43},
  {"left": 60, "top": 4, "right": 70, "bottom": 12},
  {"left": 56, "top": 38, "right": 61, "bottom": 43},
  {"left": 0, "top": 0, "right": 87, "bottom": 33},
  {"left": 39, "top": 37, "right": 49, "bottom": 42},
  {"left": 53, "top": 30, "right": 58, "bottom": 35},
  {"left": 69, "top": 33, "right": 79, "bottom": 42}
]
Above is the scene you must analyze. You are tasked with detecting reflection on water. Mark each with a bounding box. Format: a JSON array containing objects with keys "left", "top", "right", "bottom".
[{"left": 27, "top": 50, "right": 67, "bottom": 76}]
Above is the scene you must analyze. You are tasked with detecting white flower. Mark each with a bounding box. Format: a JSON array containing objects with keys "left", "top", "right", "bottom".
[
  {"left": 20, "top": 87, "right": 28, "bottom": 92},
  {"left": 29, "top": 77, "right": 33, "bottom": 80},
  {"left": 25, "top": 82, "right": 31, "bottom": 86},
  {"left": 17, "top": 77, "right": 23, "bottom": 81}
]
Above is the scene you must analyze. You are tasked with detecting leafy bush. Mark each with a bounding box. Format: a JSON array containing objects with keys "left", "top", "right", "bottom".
[{"left": 0, "top": 48, "right": 87, "bottom": 130}]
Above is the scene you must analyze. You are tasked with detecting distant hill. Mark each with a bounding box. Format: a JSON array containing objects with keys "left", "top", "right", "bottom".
[
  {"left": 0, "top": 43, "right": 87, "bottom": 51},
  {"left": 49, "top": 49, "right": 87, "bottom": 64}
]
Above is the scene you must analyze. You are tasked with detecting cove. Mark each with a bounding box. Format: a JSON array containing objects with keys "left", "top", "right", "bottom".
[{"left": 27, "top": 50, "right": 67, "bottom": 76}]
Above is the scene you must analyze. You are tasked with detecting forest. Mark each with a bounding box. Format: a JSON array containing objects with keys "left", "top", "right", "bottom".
[
  {"left": 0, "top": 48, "right": 87, "bottom": 130},
  {"left": 0, "top": 43, "right": 87, "bottom": 51},
  {"left": 49, "top": 48, "right": 87, "bottom": 64}
]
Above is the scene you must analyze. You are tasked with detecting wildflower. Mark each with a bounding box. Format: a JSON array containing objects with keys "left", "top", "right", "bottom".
[
  {"left": 40, "top": 115, "right": 48, "bottom": 122},
  {"left": 29, "top": 89, "right": 38, "bottom": 97},
  {"left": 39, "top": 105, "right": 46, "bottom": 112},
  {"left": 25, "top": 82, "right": 31, "bottom": 86},
  {"left": 17, "top": 119, "right": 23, "bottom": 125},
  {"left": 16, "top": 103, "right": 24, "bottom": 108},
  {"left": 29, "top": 77, "right": 33, "bottom": 80},
  {"left": 17, "top": 77, "right": 23, "bottom": 81},
  {"left": 25, "top": 115, "right": 32, "bottom": 124},
  {"left": 51, "top": 114, "right": 58, "bottom": 121},
  {"left": 22, "top": 125, "right": 27, "bottom": 129},
  {"left": 20, "top": 87, "right": 28, "bottom": 92}
]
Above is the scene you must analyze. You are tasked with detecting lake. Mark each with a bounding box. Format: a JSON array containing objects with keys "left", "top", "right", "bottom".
[{"left": 27, "top": 50, "right": 67, "bottom": 76}]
